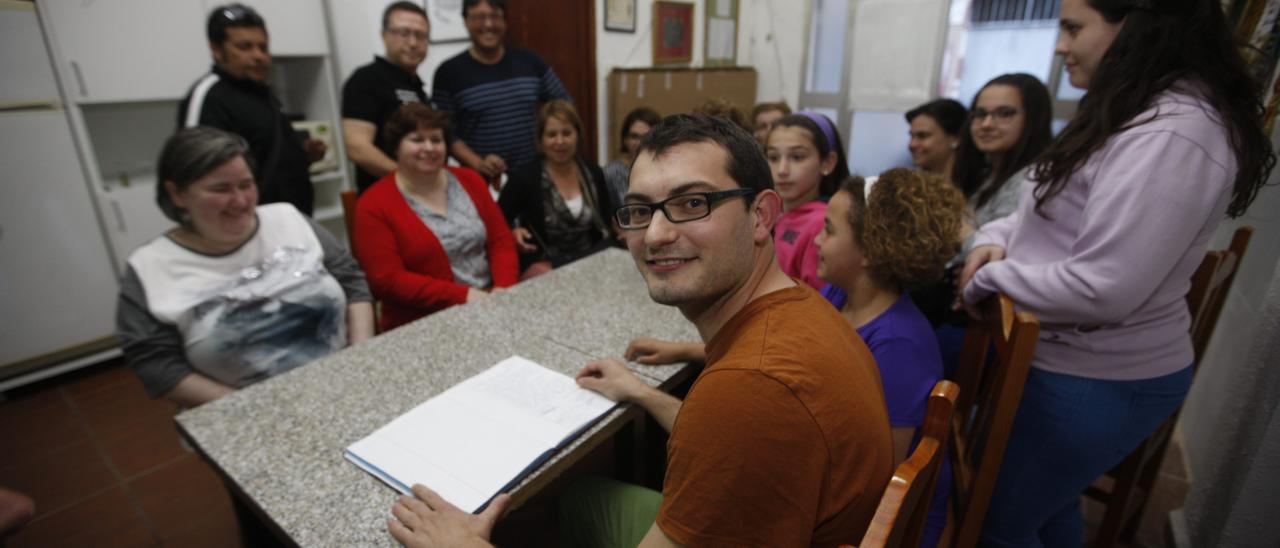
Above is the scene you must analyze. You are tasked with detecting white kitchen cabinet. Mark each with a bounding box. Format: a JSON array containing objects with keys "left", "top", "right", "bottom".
[
  {"left": 219, "top": 0, "right": 330, "bottom": 56},
  {"left": 40, "top": 0, "right": 209, "bottom": 103},
  {"left": 0, "top": 110, "right": 119, "bottom": 371},
  {"left": 0, "top": 1, "right": 60, "bottom": 106}
]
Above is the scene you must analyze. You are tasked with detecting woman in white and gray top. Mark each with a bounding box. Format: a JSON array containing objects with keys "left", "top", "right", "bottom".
[{"left": 118, "top": 127, "right": 374, "bottom": 407}]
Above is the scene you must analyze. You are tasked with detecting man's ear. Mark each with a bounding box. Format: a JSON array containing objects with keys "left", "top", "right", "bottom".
[
  {"left": 209, "top": 42, "right": 224, "bottom": 64},
  {"left": 751, "top": 189, "right": 784, "bottom": 244}
]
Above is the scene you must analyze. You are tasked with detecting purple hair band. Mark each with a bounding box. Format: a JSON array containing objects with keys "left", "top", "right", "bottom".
[{"left": 798, "top": 111, "right": 838, "bottom": 151}]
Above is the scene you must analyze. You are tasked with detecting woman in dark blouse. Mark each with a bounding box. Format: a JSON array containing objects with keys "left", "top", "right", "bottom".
[{"left": 498, "top": 100, "right": 618, "bottom": 274}]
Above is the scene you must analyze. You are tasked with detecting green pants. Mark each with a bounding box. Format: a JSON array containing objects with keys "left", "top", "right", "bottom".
[{"left": 558, "top": 477, "right": 663, "bottom": 548}]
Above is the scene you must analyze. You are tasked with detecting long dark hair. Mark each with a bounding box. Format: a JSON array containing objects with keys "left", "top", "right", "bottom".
[
  {"left": 952, "top": 73, "right": 1053, "bottom": 209},
  {"left": 1033, "top": 0, "right": 1275, "bottom": 218}
]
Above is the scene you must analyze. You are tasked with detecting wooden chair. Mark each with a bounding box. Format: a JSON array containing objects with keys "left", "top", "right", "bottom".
[
  {"left": 1086, "top": 226, "right": 1252, "bottom": 547},
  {"left": 857, "top": 380, "right": 961, "bottom": 548},
  {"left": 340, "top": 189, "right": 358, "bottom": 249},
  {"left": 338, "top": 188, "right": 383, "bottom": 333},
  {"left": 945, "top": 294, "right": 1040, "bottom": 548}
]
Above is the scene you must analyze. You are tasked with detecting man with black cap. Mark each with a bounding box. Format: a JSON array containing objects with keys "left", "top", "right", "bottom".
[{"left": 179, "top": 3, "right": 326, "bottom": 215}]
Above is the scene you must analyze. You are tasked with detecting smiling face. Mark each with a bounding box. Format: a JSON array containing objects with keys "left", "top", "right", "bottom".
[
  {"left": 167, "top": 155, "right": 258, "bottom": 246},
  {"left": 970, "top": 84, "right": 1026, "bottom": 162},
  {"left": 766, "top": 126, "right": 832, "bottom": 210},
  {"left": 624, "top": 141, "right": 761, "bottom": 310},
  {"left": 908, "top": 114, "right": 958, "bottom": 173},
  {"left": 395, "top": 125, "right": 448, "bottom": 175},
  {"left": 814, "top": 189, "right": 867, "bottom": 291},
  {"left": 1057, "top": 0, "right": 1123, "bottom": 90},
  {"left": 464, "top": 0, "right": 507, "bottom": 54},
  {"left": 541, "top": 116, "right": 579, "bottom": 165},
  {"left": 382, "top": 9, "right": 429, "bottom": 71},
  {"left": 212, "top": 26, "right": 270, "bottom": 82}
]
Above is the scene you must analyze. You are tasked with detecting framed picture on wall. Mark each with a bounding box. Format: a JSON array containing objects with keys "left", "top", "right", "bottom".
[
  {"left": 428, "top": 0, "right": 470, "bottom": 43},
  {"left": 704, "top": 0, "right": 738, "bottom": 67},
  {"left": 604, "top": 0, "right": 636, "bottom": 32},
  {"left": 653, "top": 1, "right": 694, "bottom": 65}
]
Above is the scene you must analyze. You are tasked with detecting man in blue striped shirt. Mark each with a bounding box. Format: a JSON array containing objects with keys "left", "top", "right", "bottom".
[{"left": 431, "top": 0, "right": 571, "bottom": 186}]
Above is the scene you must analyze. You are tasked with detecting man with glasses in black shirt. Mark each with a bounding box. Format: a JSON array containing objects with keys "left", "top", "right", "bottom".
[
  {"left": 342, "top": 2, "right": 432, "bottom": 194},
  {"left": 179, "top": 4, "right": 326, "bottom": 216}
]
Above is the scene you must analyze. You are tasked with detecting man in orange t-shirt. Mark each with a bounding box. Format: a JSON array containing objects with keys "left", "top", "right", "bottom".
[{"left": 387, "top": 114, "right": 893, "bottom": 547}]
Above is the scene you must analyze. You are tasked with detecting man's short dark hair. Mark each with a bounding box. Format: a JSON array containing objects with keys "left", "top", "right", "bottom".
[
  {"left": 206, "top": 4, "right": 266, "bottom": 45},
  {"left": 638, "top": 114, "right": 774, "bottom": 195},
  {"left": 383, "top": 1, "right": 428, "bottom": 30},
  {"left": 462, "top": 0, "right": 506, "bottom": 17}
]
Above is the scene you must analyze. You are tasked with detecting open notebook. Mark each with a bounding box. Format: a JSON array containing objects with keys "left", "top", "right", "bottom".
[{"left": 344, "top": 356, "right": 618, "bottom": 513}]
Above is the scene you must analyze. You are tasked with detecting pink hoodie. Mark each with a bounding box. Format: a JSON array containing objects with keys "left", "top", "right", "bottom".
[{"left": 775, "top": 200, "right": 827, "bottom": 290}]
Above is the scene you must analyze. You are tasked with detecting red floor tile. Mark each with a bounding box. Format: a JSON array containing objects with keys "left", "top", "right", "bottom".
[
  {"left": 99, "top": 411, "right": 188, "bottom": 480},
  {"left": 0, "top": 438, "right": 117, "bottom": 515},
  {"left": 127, "top": 454, "right": 236, "bottom": 545},
  {"left": 155, "top": 501, "right": 242, "bottom": 548},
  {"left": 64, "top": 363, "right": 140, "bottom": 401},
  {"left": 0, "top": 389, "right": 89, "bottom": 460},
  {"left": 73, "top": 376, "right": 176, "bottom": 442},
  {"left": 6, "top": 486, "right": 156, "bottom": 548}
]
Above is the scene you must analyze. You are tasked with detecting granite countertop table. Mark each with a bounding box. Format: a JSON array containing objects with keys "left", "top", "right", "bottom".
[{"left": 175, "top": 248, "right": 700, "bottom": 547}]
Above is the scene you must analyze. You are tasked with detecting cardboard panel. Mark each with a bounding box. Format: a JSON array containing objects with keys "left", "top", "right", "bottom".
[{"left": 606, "top": 67, "right": 757, "bottom": 156}]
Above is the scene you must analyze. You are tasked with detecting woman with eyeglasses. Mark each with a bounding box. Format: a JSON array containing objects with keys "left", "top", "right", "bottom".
[
  {"left": 953, "top": 73, "right": 1053, "bottom": 250},
  {"left": 499, "top": 100, "right": 619, "bottom": 275},
  {"left": 958, "top": 1, "right": 1275, "bottom": 544},
  {"left": 603, "top": 107, "right": 661, "bottom": 205}
]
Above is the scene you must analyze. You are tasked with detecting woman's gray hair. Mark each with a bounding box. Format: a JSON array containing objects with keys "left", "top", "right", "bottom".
[{"left": 155, "top": 126, "right": 255, "bottom": 223}]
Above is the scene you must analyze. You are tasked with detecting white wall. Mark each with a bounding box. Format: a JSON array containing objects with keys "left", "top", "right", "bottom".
[{"left": 955, "top": 23, "right": 1057, "bottom": 104}]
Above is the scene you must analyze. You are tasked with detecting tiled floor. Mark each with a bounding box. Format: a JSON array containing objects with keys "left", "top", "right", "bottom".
[{"left": 0, "top": 358, "right": 240, "bottom": 548}]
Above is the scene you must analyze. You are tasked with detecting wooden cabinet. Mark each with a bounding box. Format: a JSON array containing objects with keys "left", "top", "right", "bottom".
[{"left": 41, "top": 0, "right": 208, "bottom": 103}]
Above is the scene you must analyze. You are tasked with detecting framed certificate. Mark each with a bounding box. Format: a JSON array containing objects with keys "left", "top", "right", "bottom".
[{"left": 604, "top": 0, "right": 636, "bottom": 33}]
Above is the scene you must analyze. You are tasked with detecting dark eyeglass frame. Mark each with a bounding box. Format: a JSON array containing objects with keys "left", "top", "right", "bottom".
[
  {"left": 970, "top": 106, "right": 1020, "bottom": 123},
  {"left": 385, "top": 27, "right": 429, "bottom": 41},
  {"left": 614, "top": 188, "right": 759, "bottom": 230}
]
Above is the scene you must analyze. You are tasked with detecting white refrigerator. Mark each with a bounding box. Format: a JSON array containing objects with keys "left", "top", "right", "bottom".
[{"left": 0, "top": 1, "right": 121, "bottom": 384}]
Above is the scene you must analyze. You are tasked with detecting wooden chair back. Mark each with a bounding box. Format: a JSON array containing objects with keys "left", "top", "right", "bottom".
[
  {"left": 859, "top": 380, "right": 960, "bottom": 548},
  {"left": 1086, "top": 226, "right": 1253, "bottom": 547},
  {"left": 340, "top": 189, "right": 358, "bottom": 249},
  {"left": 1186, "top": 227, "right": 1251, "bottom": 363},
  {"left": 946, "top": 294, "right": 1039, "bottom": 548}
]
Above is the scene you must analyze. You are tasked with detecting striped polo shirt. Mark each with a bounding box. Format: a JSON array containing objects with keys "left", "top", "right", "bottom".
[{"left": 431, "top": 47, "right": 571, "bottom": 171}]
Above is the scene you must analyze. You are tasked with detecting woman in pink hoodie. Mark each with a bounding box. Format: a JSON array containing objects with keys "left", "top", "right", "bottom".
[{"left": 959, "top": 0, "right": 1276, "bottom": 545}]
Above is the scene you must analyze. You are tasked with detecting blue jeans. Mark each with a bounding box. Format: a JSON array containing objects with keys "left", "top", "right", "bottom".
[{"left": 979, "top": 366, "right": 1193, "bottom": 548}]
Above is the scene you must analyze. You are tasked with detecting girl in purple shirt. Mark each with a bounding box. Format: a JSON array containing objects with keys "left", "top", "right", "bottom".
[
  {"left": 817, "top": 169, "right": 965, "bottom": 548},
  {"left": 958, "top": 1, "right": 1275, "bottom": 545}
]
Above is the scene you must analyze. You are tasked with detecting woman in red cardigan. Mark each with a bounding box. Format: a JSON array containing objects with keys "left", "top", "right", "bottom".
[{"left": 353, "top": 103, "right": 518, "bottom": 331}]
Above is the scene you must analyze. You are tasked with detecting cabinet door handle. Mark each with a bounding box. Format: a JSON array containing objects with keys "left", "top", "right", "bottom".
[
  {"left": 70, "top": 61, "right": 88, "bottom": 97},
  {"left": 111, "top": 201, "right": 126, "bottom": 232}
]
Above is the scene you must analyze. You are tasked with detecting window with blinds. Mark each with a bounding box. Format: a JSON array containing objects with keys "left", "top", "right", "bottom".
[{"left": 971, "top": 0, "right": 1061, "bottom": 23}]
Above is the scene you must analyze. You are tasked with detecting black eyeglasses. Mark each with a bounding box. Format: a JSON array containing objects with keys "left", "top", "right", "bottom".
[
  {"left": 971, "top": 106, "right": 1020, "bottom": 123},
  {"left": 614, "top": 189, "right": 759, "bottom": 230}
]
